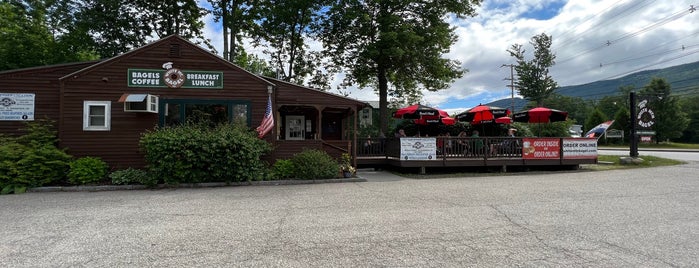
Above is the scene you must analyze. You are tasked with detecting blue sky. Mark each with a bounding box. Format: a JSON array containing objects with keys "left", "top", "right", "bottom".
[{"left": 198, "top": 0, "right": 699, "bottom": 115}]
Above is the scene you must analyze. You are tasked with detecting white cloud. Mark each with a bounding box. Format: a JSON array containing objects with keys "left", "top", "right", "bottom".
[{"left": 198, "top": 0, "right": 699, "bottom": 111}]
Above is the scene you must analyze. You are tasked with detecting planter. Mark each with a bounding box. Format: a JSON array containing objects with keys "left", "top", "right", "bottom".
[{"left": 342, "top": 171, "right": 353, "bottom": 178}]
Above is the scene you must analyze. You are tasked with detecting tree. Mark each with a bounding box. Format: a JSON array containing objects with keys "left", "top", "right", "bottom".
[
  {"left": 639, "top": 78, "right": 689, "bottom": 142},
  {"left": 678, "top": 95, "right": 699, "bottom": 143},
  {"left": 584, "top": 108, "right": 607, "bottom": 134},
  {"left": 207, "top": 0, "right": 260, "bottom": 61},
  {"left": 255, "top": 0, "right": 327, "bottom": 86},
  {"left": 541, "top": 94, "right": 590, "bottom": 125},
  {"left": 508, "top": 33, "right": 557, "bottom": 107},
  {"left": 0, "top": 1, "right": 97, "bottom": 71},
  {"left": 317, "top": 0, "right": 482, "bottom": 136},
  {"left": 73, "top": 0, "right": 152, "bottom": 58}
]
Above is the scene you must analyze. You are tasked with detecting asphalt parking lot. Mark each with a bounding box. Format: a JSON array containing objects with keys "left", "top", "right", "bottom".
[{"left": 2, "top": 162, "right": 698, "bottom": 267}]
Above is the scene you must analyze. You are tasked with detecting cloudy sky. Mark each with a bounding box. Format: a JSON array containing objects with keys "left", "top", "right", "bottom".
[{"left": 199, "top": 0, "right": 699, "bottom": 114}]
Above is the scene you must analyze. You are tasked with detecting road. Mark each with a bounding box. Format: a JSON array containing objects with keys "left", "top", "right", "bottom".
[
  {"left": 1, "top": 162, "right": 698, "bottom": 267},
  {"left": 599, "top": 148, "right": 699, "bottom": 161}
]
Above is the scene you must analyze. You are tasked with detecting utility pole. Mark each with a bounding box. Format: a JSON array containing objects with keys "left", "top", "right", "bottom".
[{"left": 501, "top": 64, "right": 516, "bottom": 113}]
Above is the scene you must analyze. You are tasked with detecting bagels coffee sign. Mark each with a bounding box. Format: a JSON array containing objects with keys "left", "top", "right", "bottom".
[
  {"left": 127, "top": 63, "right": 223, "bottom": 89},
  {"left": 636, "top": 99, "right": 655, "bottom": 129}
]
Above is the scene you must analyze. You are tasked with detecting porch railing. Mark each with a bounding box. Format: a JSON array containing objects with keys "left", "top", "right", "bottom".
[{"left": 357, "top": 137, "right": 523, "bottom": 159}]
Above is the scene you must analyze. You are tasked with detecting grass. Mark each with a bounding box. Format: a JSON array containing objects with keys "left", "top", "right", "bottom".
[
  {"left": 601, "top": 141, "right": 699, "bottom": 150},
  {"left": 386, "top": 155, "right": 685, "bottom": 178}
]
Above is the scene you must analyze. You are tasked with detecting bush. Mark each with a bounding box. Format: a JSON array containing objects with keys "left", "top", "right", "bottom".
[
  {"left": 271, "top": 159, "right": 295, "bottom": 179},
  {"left": 0, "top": 120, "right": 72, "bottom": 194},
  {"left": 140, "top": 122, "right": 272, "bottom": 184},
  {"left": 109, "top": 168, "right": 156, "bottom": 186},
  {"left": 290, "top": 149, "right": 339, "bottom": 180},
  {"left": 68, "top": 157, "right": 108, "bottom": 185}
]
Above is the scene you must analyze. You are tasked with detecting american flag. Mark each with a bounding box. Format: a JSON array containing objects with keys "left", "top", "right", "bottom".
[{"left": 256, "top": 95, "right": 274, "bottom": 138}]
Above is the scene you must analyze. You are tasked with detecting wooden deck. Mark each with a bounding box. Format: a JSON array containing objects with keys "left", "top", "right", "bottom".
[{"left": 356, "top": 137, "right": 598, "bottom": 169}]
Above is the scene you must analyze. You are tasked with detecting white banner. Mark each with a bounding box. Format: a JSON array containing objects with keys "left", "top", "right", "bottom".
[
  {"left": 562, "top": 138, "right": 598, "bottom": 159},
  {"left": 0, "top": 93, "right": 35, "bottom": 121},
  {"left": 400, "top": 138, "right": 437, "bottom": 160}
]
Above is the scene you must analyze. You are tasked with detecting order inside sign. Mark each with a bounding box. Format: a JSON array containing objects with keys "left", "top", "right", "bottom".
[{"left": 522, "top": 138, "right": 560, "bottom": 159}]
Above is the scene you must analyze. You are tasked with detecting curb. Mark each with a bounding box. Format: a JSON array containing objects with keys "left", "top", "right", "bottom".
[{"left": 27, "top": 178, "right": 367, "bottom": 193}]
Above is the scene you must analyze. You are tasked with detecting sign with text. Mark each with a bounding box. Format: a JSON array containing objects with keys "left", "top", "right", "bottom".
[
  {"left": 522, "top": 138, "right": 560, "bottom": 159},
  {"left": 0, "top": 93, "right": 35, "bottom": 121},
  {"left": 400, "top": 138, "right": 437, "bottom": 160},
  {"left": 562, "top": 138, "right": 598, "bottom": 159},
  {"left": 127, "top": 69, "right": 223, "bottom": 89}
]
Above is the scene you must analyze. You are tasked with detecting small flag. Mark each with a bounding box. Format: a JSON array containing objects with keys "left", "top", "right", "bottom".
[
  {"left": 585, "top": 120, "right": 614, "bottom": 139},
  {"left": 256, "top": 95, "right": 274, "bottom": 138}
]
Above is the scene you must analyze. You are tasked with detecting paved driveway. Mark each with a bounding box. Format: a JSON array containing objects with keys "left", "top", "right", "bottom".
[{"left": 2, "top": 163, "right": 698, "bottom": 267}]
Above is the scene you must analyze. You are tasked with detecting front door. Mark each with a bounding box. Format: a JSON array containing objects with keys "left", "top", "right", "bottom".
[{"left": 286, "top": 115, "right": 304, "bottom": 140}]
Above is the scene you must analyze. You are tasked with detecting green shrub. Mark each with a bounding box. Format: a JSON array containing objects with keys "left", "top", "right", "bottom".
[
  {"left": 0, "top": 120, "right": 75, "bottom": 194},
  {"left": 68, "top": 157, "right": 108, "bottom": 185},
  {"left": 290, "top": 149, "right": 339, "bottom": 180},
  {"left": 140, "top": 122, "right": 272, "bottom": 184},
  {"left": 109, "top": 168, "right": 156, "bottom": 186},
  {"left": 271, "top": 159, "right": 295, "bottom": 179}
]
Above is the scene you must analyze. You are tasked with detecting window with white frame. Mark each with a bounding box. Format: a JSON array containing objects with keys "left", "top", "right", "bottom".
[{"left": 83, "top": 101, "right": 111, "bottom": 131}]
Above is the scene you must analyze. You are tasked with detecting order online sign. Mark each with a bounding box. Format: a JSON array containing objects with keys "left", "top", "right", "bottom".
[{"left": 0, "top": 93, "right": 35, "bottom": 121}]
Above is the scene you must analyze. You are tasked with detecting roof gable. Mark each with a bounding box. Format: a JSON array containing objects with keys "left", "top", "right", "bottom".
[{"left": 59, "top": 35, "right": 273, "bottom": 88}]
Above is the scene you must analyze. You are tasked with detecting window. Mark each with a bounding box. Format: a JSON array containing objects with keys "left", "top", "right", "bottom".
[{"left": 83, "top": 101, "right": 111, "bottom": 131}]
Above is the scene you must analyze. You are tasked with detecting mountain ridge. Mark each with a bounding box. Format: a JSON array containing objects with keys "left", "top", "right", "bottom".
[{"left": 487, "top": 60, "right": 699, "bottom": 111}]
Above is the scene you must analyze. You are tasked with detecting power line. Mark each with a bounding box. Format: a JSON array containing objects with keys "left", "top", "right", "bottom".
[{"left": 557, "top": 4, "right": 696, "bottom": 64}]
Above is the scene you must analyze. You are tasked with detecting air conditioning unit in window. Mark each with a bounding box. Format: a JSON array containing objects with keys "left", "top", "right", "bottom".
[{"left": 121, "top": 94, "right": 158, "bottom": 113}]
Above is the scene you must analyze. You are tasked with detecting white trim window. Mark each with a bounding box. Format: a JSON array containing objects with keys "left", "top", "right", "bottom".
[{"left": 83, "top": 101, "right": 111, "bottom": 131}]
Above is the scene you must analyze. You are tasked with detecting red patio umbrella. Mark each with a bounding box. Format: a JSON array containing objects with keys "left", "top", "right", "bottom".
[
  {"left": 393, "top": 104, "right": 448, "bottom": 120},
  {"left": 495, "top": 116, "right": 513, "bottom": 124},
  {"left": 512, "top": 107, "right": 568, "bottom": 123},
  {"left": 414, "top": 116, "right": 456, "bottom": 125},
  {"left": 455, "top": 104, "right": 510, "bottom": 125}
]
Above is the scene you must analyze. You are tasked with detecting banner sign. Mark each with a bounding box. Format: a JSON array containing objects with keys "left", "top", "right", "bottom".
[
  {"left": 0, "top": 93, "right": 35, "bottom": 121},
  {"left": 128, "top": 69, "right": 223, "bottom": 89},
  {"left": 400, "top": 138, "right": 437, "bottom": 160},
  {"left": 522, "top": 138, "right": 560, "bottom": 159},
  {"left": 562, "top": 138, "right": 598, "bottom": 159}
]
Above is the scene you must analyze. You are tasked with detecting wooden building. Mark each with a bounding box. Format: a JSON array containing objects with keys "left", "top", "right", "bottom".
[{"left": 0, "top": 35, "right": 367, "bottom": 169}]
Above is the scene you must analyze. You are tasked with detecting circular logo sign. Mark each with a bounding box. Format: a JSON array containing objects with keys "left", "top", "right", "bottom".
[
  {"left": 637, "top": 107, "right": 655, "bottom": 128},
  {"left": 163, "top": 68, "right": 185, "bottom": 88},
  {"left": 1, "top": 97, "right": 16, "bottom": 107}
]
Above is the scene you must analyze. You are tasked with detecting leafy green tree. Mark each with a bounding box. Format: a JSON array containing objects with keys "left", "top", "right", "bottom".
[
  {"left": 542, "top": 94, "right": 590, "bottom": 125},
  {"left": 678, "top": 95, "right": 699, "bottom": 143},
  {"left": 584, "top": 108, "right": 607, "bottom": 134},
  {"left": 207, "top": 0, "right": 260, "bottom": 61},
  {"left": 0, "top": 1, "right": 97, "bottom": 71},
  {"left": 72, "top": 0, "right": 152, "bottom": 58},
  {"left": 613, "top": 106, "right": 630, "bottom": 141},
  {"left": 317, "top": 0, "right": 482, "bottom": 136},
  {"left": 254, "top": 0, "right": 327, "bottom": 87},
  {"left": 508, "top": 33, "right": 557, "bottom": 107},
  {"left": 639, "top": 78, "right": 689, "bottom": 142}
]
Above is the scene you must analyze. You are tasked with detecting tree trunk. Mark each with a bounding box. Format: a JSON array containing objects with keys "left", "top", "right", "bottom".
[
  {"left": 221, "top": 1, "right": 229, "bottom": 61},
  {"left": 378, "top": 65, "right": 389, "bottom": 136}
]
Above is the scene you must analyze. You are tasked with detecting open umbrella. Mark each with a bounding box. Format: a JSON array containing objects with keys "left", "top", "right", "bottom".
[
  {"left": 393, "top": 104, "right": 448, "bottom": 119},
  {"left": 513, "top": 107, "right": 568, "bottom": 136},
  {"left": 414, "top": 116, "right": 456, "bottom": 126},
  {"left": 456, "top": 104, "right": 510, "bottom": 125},
  {"left": 495, "top": 116, "right": 513, "bottom": 124},
  {"left": 512, "top": 107, "right": 568, "bottom": 123}
]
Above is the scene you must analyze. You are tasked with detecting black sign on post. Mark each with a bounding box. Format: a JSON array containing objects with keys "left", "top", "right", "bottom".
[
  {"left": 630, "top": 92, "right": 638, "bottom": 157},
  {"left": 630, "top": 92, "right": 658, "bottom": 158}
]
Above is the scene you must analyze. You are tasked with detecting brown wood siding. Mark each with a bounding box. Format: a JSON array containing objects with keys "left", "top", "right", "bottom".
[
  {"left": 59, "top": 37, "right": 271, "bottom": 168},
  {"left": 0, "top": 62, "right": 94, "bottom": 136}
]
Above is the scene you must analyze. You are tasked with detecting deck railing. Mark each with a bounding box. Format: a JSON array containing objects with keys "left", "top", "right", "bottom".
[{"left": 357, "top": 137, "right": 523, "bottom": 160}]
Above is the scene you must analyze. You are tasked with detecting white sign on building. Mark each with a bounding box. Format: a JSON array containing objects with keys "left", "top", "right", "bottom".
[
  {"left": 0, "top": 93, "right": 35, "bottom": 121},
  {"left": 400, "top": 138, "right": 437, "bottom": 160}
]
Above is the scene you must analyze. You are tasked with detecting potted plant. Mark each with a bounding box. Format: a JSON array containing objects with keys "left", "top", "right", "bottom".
[{"left": 339, "top": 153, "right": 355, "bottom": 178}]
